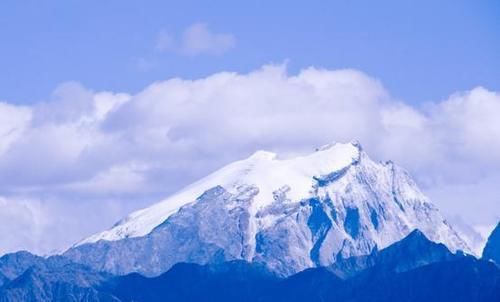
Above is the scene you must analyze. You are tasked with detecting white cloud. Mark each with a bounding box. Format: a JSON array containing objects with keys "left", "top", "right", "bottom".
[
  {"left": 434, "top": 87, "right": 500, "bottom": 162},
  {"left": 65, "top": 162, "right": 151, "bottom": 194},
  {"left": 0, "top": 102, "right": 32, "bottom": 155},
  {"left": 154, "top": 23, "right": 236, "bottom": 56},
  {"left": 180, "top": 23, "right": 235, "bottom": 55},
  {"left": 0, "top": 195, "right": 140, "bottom": 255},
  {"left": 0, "top": 65, "right": 499, "bottom": 254}
]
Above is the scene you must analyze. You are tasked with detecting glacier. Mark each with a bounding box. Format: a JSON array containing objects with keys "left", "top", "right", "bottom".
[{"left": 66, "top": 141, "right": 472, "bottom": 276}]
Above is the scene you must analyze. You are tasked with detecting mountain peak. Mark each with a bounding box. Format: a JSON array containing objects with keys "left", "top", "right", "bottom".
[
  {"left": 69, "top": 140, "right": 470, "bottom": 277},
  {"left": 349, "top": 139, "right": 363, "bottom": 150},
  {"left": 404, "top": 229, "right": 427, "bottom": 241},
  {"left": 314, "top": 140, "right": 362, "bottom": 153},
  {"left": 387, "top": 228, "right": 447, "bottom": 254},
  {"left": 248, "top": 150, "right": 277, "bottom": 161}
]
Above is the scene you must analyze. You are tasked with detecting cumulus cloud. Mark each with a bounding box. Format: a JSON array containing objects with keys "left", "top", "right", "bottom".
[
  {"left": 0, "top": 65, "right": 499, "bottom": 254},
  {"left": 434, "top": 88, "right": 500, "bottom": 162},
  {"left": 0, "top": 102, "right": 31, "bottom": 155},
  {"left": 155, "top": 23, "right": 235, "bottom": 56}
]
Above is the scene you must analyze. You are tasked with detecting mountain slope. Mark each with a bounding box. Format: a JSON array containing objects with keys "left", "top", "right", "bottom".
[
  {"left": 483, "top": 222, "right": 500, "bottom": 265},
  {"left": 0, "top": 274, "right": 7, "bottom": 289},
  {"left": 102, "top": 261, "right": 278, "bottom": 302},
  {"left": 330, "top": 229, "right": 461, "bottom": 278},
  {"left": 0, "top": 252, "right": 117, "bottom": 302},
  {"left": 66, "top": 141, "right": 470, "bottom": 276},
  {"left": 0, "top": 251, "right": 45, "bottom": 281},
  {"left": 0, "top": 266, "right": 116, "bottom": 302}
]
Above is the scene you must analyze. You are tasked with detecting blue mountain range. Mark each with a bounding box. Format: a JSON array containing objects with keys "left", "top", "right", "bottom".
[{"left": 0, "top": 229, "right": 498, "bottom": 302}]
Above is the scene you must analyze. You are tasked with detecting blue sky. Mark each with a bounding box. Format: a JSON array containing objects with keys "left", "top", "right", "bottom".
[
  {"left": 0, "top": 1, "right": 499, "bottom": 255},
  {"left": 1, "top": 0, "right": 499, "bottom": 105}
]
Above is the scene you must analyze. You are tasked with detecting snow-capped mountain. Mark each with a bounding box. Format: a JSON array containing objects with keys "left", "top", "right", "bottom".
[
  {"left": 66, "top": 141, "right": 471, "bottom": 276},
  {"left": 77, "top": 142, "right": 364, "bottom": 245}
]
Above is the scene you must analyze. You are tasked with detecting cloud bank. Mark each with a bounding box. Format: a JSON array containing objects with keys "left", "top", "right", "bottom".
[{"left": 0, "top": 65, "right": 498, "bottom": 255}]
